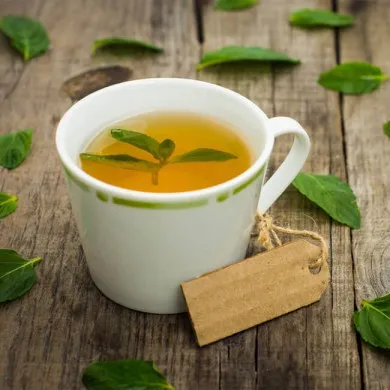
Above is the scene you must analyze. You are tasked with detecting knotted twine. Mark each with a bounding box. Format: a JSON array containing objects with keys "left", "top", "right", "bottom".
[{"left": 256, "top": 213, "right": 328, "bottom": 270}]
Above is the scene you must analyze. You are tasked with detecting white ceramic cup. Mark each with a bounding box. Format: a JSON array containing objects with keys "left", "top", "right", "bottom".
[{"left": 56, "top": 78, "right": 310, "bottom": 314}]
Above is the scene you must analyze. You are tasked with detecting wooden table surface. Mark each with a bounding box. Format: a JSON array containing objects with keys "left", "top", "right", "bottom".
[{"left": 1, "top": 0, "right": 389, "bottom": 389}]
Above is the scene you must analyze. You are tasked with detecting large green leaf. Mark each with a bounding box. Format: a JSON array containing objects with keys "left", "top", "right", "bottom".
[
  {"left": 171, "top": 148, "right": 237, "bottom": 163},
  {"left": 158, "top": 139, "right": 175, "bottom": 162},
  {"left": 214, "top": 0, "right": 259, "bottom": 11},
  {"left": 383, "top": 121, "right": 390, "bottom": 137},
  {"left": 197, "top": 46, "right": 300, "bottom": 70},
  {"left": 82, "top": 359, "right": 175, "bottom": 390},
  {"left": 318, "top": 62, "right": 388, "bottom": 94},
  {"left": 0, "top": 249, "right": 42, "bottom": 303},
  {"left": 0, "top": 15, "right": 50, "bottom": 60},
  {"left": 80, "top": 153, "right": 159, "bottom": 172},
  {"left": 0, "top": 129, "right": 32, "bottom": 169},
  {"left": 289, "top": 8, "right": 354, "bottom": 28},
  {"left": 0, "top": 193, "right": 18, "bottom": 219},
  {"left": 92, "top": 37, "right": 163, "bottom": 55},
  {"left": 292, "top": 173, "right": 361, "bottom": 228},
  {"left": 354, "top": 294, "right": 390, "bottom": 349}
]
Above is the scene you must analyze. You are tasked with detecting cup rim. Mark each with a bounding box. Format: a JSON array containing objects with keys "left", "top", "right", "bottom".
[{"left": 56, "top": 78, "right": 274, "bottom": 203}]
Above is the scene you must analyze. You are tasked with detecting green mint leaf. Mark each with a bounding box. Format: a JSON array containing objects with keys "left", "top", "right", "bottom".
[
  {"left": 384, "top": 121, "right": 390, "bottom": 137},
  {"left": 0, "top": 15, "right": 50, "bottom": 60},
  {"left": 289, "top": 8, "right": 354, "bottom": 28},
  {"left": 82, "top": 359, "right": 175, "bottom": 390},
  {"left": 197, "top": 46, "right": 300, "bottom": 70},
  {"left": 292, "top": 173, "right": 361, "bottom": 229},
  {"left": 214, "top": 0, "right": 259, "bottom": 11},
  {"left": 0, "top": 193, "right": 18, "bottom": 219},
  {"left": 92, "top": 37, "right": 163, "bottom": 55},
  {"left": 354, "top": 294, "right": 390, "bottom": 349},
  {"left": 171, "top": 148, "right": 237, "bottom": 163},
  {"left": 0, "top": 129, "right": 32, "bottom": 169},
  {"left": 318, "top": 62, "right": 388, "bottom": 94},
  {"left": 0, "top": 249, "right": 42, "bottom": 303},
  {"left": 110, "top": 129, "right": 161, "bottom": 160},
  {"left": 158, "top": 139, "right": 175, "bottom": 161},
  {"left": 80, "top": 153, "right": 159, "bottom": 172}
]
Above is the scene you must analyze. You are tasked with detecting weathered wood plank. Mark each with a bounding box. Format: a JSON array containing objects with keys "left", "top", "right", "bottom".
[
  {"left": 201, "top": 0, "right": 360, "bottom": 388},
  {"left": 338, "top": 0, "right": 390, "bottom": 388}
]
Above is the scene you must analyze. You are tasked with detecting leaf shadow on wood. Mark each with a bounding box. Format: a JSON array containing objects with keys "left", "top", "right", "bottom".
[{"left": 198, "top": 62, "right": 293, "bottom": 76}]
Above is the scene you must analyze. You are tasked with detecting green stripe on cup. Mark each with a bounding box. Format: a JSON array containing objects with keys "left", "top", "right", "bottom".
[
  {"left": 233, "top": 166, "right": 265, "bottom": 195},
  {"left": 113, "top": 197, "right": 208, "bottom": 209},
  {"left": 96, "top": 191, "right": 109, "bottom": 202},
  {"left": 217, "top": 192, "right": 229, "bottom": 202}
]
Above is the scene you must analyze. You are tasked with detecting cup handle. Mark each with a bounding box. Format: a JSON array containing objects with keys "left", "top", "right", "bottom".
[{"left": 258, "top": 117, "right": 311, "bottom": 214}]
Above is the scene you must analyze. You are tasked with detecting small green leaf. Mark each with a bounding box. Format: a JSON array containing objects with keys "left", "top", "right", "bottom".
[
  {"left": 383, "top": 121, "right": 390, "bottom": 137},
  {"left": 197, "top": 46, "right": 300, "bottom": 70},
  {"left": 158, "top": 139, "right": 175, "bottom": 161},
  {"left": 0, "top": 249, "right": 42, "bottom": 303},
  {"left": 0, "top": 193, "right": 18, "bottom": 219},
  {"left": 289, "top": 8, "right": 354, "bottom": 28},
  {"left": 354, "top": 294, "right": 390, "bottom": 349},
  {"left": 0, "top": 129, "right": 32, "bottom": 169},
  {"left": 80, "top": 153, "right": 159, "bottom": 172},
  {"left": 92, "top": 37, "right": 163, "bottom": 55},
  {"left": 0, "top": 15, "right": 50, "bottom": 60},
  {"left": 318, "top": 62, "right": 388, "bottom": 94},
  {"left": 214, "top": 0, "right": 259, "bottom": 11},
  {"left": 110, "top": 129, "right": 161, "bottom": 160},
  {"left": 82, "top": 359, "right": 175, "bottom": 390},
  {"left": 292, "top": 173, "right": 361, "bottom": 229},
  {"left": 171, "top": 148, "right": 237, "bottom": 163}
]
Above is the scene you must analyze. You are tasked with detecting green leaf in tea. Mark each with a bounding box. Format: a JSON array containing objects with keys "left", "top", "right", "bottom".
[
  {"left": 92, "top": 37, "right": 163, "bottom": 55},
  {"left": 384, "top": 121, "right": 390, "bottom": 137},
  {"left": 318, "top": 62, "right": 388, "bottom": 94},
  {"left": 0, "top": 249, "right": 42, "bottom": 303},
  {"left": 197, "top": 46, "right": 301, "bottom": 70},
  {"left": 214, "top": 0, "right": 259, "bottom": 11},
  {"left": 0, "top": 129, "right": 32, "bottom": 169},
  {"left": 82, "top": 359, "right": 175, "bottom": 390},
  {"left": 0, "top": 15, "right": 50, "bottom": 60},
  {"left": 0, "top": 193, "right": 18, "bottom": 219},
  {"left": 289, "top": 8, "right": 354, "bottom": 28},
  {"left": 292, "top": 173, "right": 361, "bottom": 229},
  {"left": 110, "top": 129, "right": 161, "bottom": 160},
  {"left": 354, "top": 293, "right": 390, "bottom": 349},
  {"left": 158, "top": 139, "right": 175, "bottom": 162},
  {"left": 171, "top": 148, "right": 238, "bottom": 163}
]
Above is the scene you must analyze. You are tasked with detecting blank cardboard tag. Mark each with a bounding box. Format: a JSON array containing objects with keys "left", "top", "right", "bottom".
[{"left": 181, "top": 239, "right": 329, "bottom": 347}]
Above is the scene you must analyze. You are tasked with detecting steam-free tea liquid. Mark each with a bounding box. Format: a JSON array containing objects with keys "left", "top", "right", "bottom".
[{"left": 81, "top": 111, "right": 252, "bottom": 193}]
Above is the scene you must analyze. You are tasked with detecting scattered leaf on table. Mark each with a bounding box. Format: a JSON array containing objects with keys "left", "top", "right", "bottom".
[
  {"left": 214, "top": 0, "right": 259, "bottom": 11},
  {"left": 383, "top": 121, "right": 390, "bottom": 137},
  {"left": 318, "top": 62, "right": 388, "bottom": 94},
  {"left": 0, "top": 249, "right": 42, "bottom": 303},
  {"left": 0, "top": 193, "right": 18, "bottom": 219},
  {"left": 92, "top": 37, "right": 163, "bottom": 55},
  {"left": 62, "top": 66, "right": 132, "bottom": 101},
  {"left": 0, "top": 15, "right": 50, "bottom": 60},
  {"left": 80, "top": 153, "right": 159, "bottom": 172},
  {"left": 292, "top": 173, "right": 361, "bottom": 229},
  {"left": 171, "top": 148, "right": 237, "bottom": 163},
  {"left": 354, "top": 293, "right": 390, "bottom": 349},
  {"left": 289, "top": 8, "right": 354, "bottom": 28},
  {"left": 197, "top": 46, "right": 300, "bottom": 70},
  {"left": 0, "top": 129, "right": 32, "bottom": 169},
  {"left": 82, "top": 359, "right": 175, "bottom": 390}
]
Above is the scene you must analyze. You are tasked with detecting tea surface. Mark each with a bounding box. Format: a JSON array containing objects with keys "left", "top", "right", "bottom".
[{"left": 81, "top": 112, "right": 252, "bottom": 193}]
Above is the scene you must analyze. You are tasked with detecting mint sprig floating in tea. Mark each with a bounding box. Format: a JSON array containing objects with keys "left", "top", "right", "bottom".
[
  {"left": 197, "top": 46, "right": 300, "bottom": 70},
  {"left": 80, "top": 129, "right": 237, "bottom": 185},
  {"left": 354, "top": 293, "right": 390, "bottom": 349},
  {"left": 82, "top": 359, "right": 175, "bottom": 390},
  {"left": 92, "top": 37, "right": 163, "bottom": 56},
  {"left": 0, "top": 193, "right": 18, "bottom": 219},
  {"left": 0, "top": 15, "right": 50, "bottom": 60},
  {"left": 289, "top": 8, "right": 354, "bottom": 28},
  {"left": 214, "top": 0, "right": 259, "bottom": 11},
  {"left": 384, "top": 121, "right": 390, "bottom": 137},
  {"left": 292, "top": 173, "right": 361, "bottom": 229},
  {"left": 0, "top": 129, "right": 33, "bottom": 169},
  {"left": 0, "top": 249, "right": 42, "bottom": 303},
  {"left": 318, "top": 62, "right": 388, "bottom": 94}
]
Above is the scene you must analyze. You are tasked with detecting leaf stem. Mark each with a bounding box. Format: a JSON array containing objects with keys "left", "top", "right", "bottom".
[
  {"left": 152, "top": 170, "right": 159, "bottom": 185},
  {"left": 30, "top": 257, "right": 42, "bottom": 266}
]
